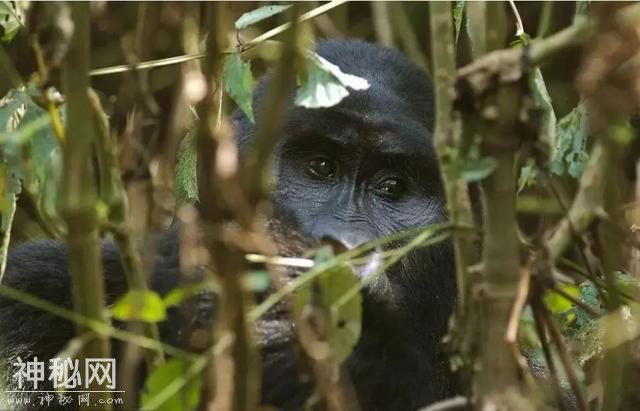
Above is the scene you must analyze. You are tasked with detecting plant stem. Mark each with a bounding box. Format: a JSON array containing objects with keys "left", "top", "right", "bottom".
[{"left": 59, "top": 3, "right": 112, "bottom": 409}]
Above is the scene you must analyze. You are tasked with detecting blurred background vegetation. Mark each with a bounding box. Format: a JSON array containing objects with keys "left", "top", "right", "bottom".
[{"left": 1, "top": 1, "right": 640, "bottom": 411}]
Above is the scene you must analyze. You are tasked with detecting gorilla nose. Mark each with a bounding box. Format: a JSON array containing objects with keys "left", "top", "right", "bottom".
[{"left": 319, "top": 235, "right": 383, "bottom": 279}]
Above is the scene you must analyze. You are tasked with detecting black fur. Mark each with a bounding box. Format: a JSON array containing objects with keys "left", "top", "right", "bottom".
[{"left": 0, "top": 39, "right": 457, "bottom": 410}]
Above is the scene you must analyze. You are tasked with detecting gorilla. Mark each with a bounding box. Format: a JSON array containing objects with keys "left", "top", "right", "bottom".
[{"left": 0, "top": 39, "right": 458, "bottom": 410}]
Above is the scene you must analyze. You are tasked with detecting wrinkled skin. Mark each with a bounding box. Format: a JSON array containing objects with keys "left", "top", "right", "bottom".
[{"left": 0, "top": 39, "right": 457, "bottom": 411}]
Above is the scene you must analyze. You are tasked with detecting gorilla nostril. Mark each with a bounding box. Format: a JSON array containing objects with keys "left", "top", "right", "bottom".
[{"left": 320, "top": 236, "right": 350, "bottom": 255}]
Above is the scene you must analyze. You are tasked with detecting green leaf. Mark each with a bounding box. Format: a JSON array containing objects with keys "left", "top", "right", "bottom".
[
  {"left": 461, "top": 156, "right": 496, "bottom": 182},
  {"left": 0, "top": 151, "right": 20, "bottom": 230},
  {"left": 295, "top": 53, "right": 370, "bottom": 109},
  {"left": 544, "top": 284, "right": 580, "bottom": 315},
  {"left": 244, "top": 270, "right": 271, "bottom": 292},
  {"left": 112, "top": 290, "right": 167, "bottom": 323},
  {"left": 293, "top": 248, "right": 362, "bottom": 364},
  {"left": 453, "top": 1, "right": 466, "bottom": 44},
  {"left": 141, "top": 358, "right": 202, "bottom": 411},
  {"left": 551, "top": 103, "right": 588, "bottom": 178},
  {"left": 529, "top": 68, "right": 556, "bottom": 155},
  {"left": 608, "top": 121, "right": 637, "bottom": 146},
  {"left": 223, "top": 53, "right": 254, "bottom": 123},
  {"left": 0, "top": 1, "right": 23, "bottom": 42},
  {"left": 175, "top": 131, "right": 199, "bottom": 205},
  {"left": 574, "top": 0, "right": 590, "bottom": 22},
  {"left": 517, "top": 158, "right": 537, "bottom": 194},
  {"left": 163, "top": 281, "right": 218, "bottom": 308},
  {"left": 40, "top": 147, "right": 62, "bottom": 222},
  {"left": 234, "top": 4, "right": 292, "bottom": 31},
  {"left": 1, "top": 86, "right": 60, "bottom": 191}
]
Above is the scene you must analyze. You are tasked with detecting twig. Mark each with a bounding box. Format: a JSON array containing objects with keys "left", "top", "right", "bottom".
[
  {"left": 531, "top": 301, "right": 567, "bottom": 411},
  {"left": 549, "top": 283, "right": 603, "bottom": 317},
  {"left": 89, "top": 89, "right": 165, "bottom": 367},
  {"left": 0, "top": 284, "right": 195, "bottom": 359},
  {"left": 536, "top": 1, "right": 554, "bottom": 39},
  {"left": 420, "top": 396, "right": 469, "bottom": 411},
  {"left": 458, "top": 16, "right": 593, "bottom": 95},
  {"left": 540, "top": 303, "right": 589, "bottom": 411},
  {"left": 88, "top": 0, "right": 348, "bottom": 77},
  {"left": 508, "top": 0, "right": 525, "bottom": 36},
  {"left": 505, "top": 267, "right": 532, "bottom": 356}
]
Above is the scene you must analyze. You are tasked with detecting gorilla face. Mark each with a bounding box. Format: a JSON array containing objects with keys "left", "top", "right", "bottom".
[{"left": 236, "top": 40, "right": 458, "bottom": 409}]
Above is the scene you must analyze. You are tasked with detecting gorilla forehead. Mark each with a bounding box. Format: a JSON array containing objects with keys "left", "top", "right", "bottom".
[
  {"left": 280, "top": 39, "right": 437, "bottom": 160},
  {"left": 239, "top": 39, "right": 437, "bottom": 161},
  {"left": 281, "top": 98, "right": 434, "bottom": 160}
]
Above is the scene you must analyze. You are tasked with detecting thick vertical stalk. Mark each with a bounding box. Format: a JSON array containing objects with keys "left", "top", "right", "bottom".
[
  {"left": 475, "top": 3, "right": 528, "bottom": 409},
  {"left": 429, "top": 1, "right": 475, "bottom": 315},
  {"left": 477, "top": 146, "right": 522, "bottom": 407},
  {"left": 197, "top": 4, "right": 259, "bottom": 410},
  {"left": 59, "top": 3, "right": 112, "bottom": 409}
]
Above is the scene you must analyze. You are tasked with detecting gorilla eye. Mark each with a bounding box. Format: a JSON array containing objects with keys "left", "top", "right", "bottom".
[
  {"left": 375, "top": 178, "right": 406, "bottom": 200},
  {"left": 306, "top": 157, "right": 336, "bottom": 179}
]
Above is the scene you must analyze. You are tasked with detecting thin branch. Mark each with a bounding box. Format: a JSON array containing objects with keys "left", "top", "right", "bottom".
[
  {"left": 88, "top": 0, "right": 348, "bottom": 77},
  {"left": 508, "top": 0, "right": 525, "bottom": 36},
  {"left": 531, "top": 301, "right": 567, "bottom": 411},
  {"left": 89, "top": 89, "right": 165, "bottom": 368},
  {"left": 549, "top": 283, "right": 603, "bottom": 317},
  {"left": 420, "top": 395, "right": 469, "bottom": 411},
  {"left": 540, "top": 303, "right": 589, "bottom": 411},
  {"left": 546, "top": 143, "right": 607, "bottom": 262}
]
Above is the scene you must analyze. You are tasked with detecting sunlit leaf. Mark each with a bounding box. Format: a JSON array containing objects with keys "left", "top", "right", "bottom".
[
  {"left": 517, "top": 158, "right": 537, "bottom": 194},
  {"left": 295, "top": 53, "right": 370, "bottom": 109},
  {"left": 608, "top": 121, "right": 637, "bottom": 146},
  {"left": 222, "top": 53, "right": 254, "bottom": 123},
  {"left": 0, "top": 1, "right": 24, "bottom": 42},
  {"left": 163, "top": 281, "right": 218, "bottom": 308},
  {"left": 112, "top": 290, "right": 167, "bottom": 323},
  {"left": 293, "top": 247, "right": 362, "bottom": 364},
  {"left": 544, "top": 284, "right": 580, "bottom": 315},
  {"left": 141, "top": 358, "right": 202, "bottom": 411},
  {"left": 234, "top": 4, "right": 292, "bottom": 31}
]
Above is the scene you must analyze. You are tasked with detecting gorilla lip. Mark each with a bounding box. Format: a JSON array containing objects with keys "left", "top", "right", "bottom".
[{"left": 348, "top": 250, "right": 383, "bottom": 279}]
